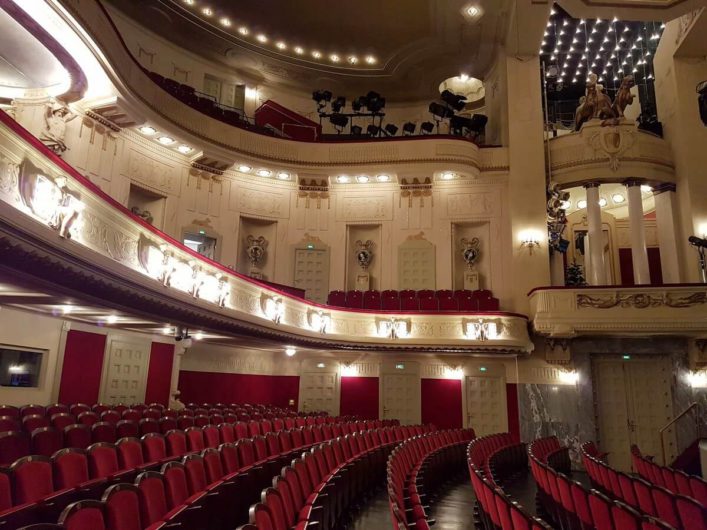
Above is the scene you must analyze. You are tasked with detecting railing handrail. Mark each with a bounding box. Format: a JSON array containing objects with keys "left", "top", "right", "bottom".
[{"left": 660, "top": 402, "right": 699, "bottom": 465}]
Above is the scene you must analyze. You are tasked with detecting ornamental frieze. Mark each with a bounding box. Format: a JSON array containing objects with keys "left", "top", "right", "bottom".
[{"left": 577, "top": 291, "right": 707, "bottom": 309}]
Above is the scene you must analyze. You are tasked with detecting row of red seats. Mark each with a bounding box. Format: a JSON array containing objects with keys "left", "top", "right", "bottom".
[
  {"left": 326, "top": 289, "right": 500, "bottom": 311},
  {"left": 3, "top": 420, "right": 400, "bottom": 529},
  {"left": 387, "top": 429, "right": 475, "bottom": 529},
  {"left": 530, "top": 437, "right": 702, "bottom": 530},
  {"left": 631, "top": 444, "right": 707, "bottom": 503},
  {"left": 486, "top": 442, "right": 528, "bottom": 485},
  {"left": 1, "top": 415, "right": 375, "bottom": 466},
  {"left": 579, "top": 442, "right": 706, "bottom": 529},
  {"left": 239, "top": 425, "right": 434, "bottom": 530},
  {"left": 467, "top": 434, "right": 552, "bottom": 530}
]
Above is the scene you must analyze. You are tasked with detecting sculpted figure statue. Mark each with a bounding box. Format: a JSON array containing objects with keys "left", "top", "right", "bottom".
[
  {"left": 40, "top": 100, "right": 76, "bottom": 155},
  {"left": 612, "top": 75, "right": 635, "bottom": 118},
  {"left": 574, "top": 74, "right": 599, "bottom": 131}
]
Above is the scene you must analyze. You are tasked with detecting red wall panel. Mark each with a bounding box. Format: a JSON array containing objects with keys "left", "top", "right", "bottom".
[
  {"left": 340, "top": 377, "right": 379, "bottom": 419},
  {"left": 58, "top": 330, "right": 106, "bottom": 404},
  {"left": 178, "top": 371, "right": 299, "bottom": 409},
  {"left": 618, "top": 247, "right": 663, "bottom": 285},
  {"left": 144, "top": 342, "right": 174, "bottom": 406},
  {"left": 506, "top": 383, "right": 520, "bottom": 443},
  {"left": 421, "top": 378, "right": 462, "bottom": 429}
]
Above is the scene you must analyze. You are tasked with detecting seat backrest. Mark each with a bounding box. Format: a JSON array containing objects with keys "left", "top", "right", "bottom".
[
  {"left": 116, "top": 420, "right": 138, "bottom": 439},
  {"left": 611, "top": 501, "right": 642, "bottom": 530},
  {"left": 141, "top": 433, "right": 167, "bottom": 463},
  {"left": 91, "top": 422, "right": 117, "bottom": 444},
  {"left": 70, "top": 404, "right": 91, "bottom": 417},
  {"left": 0, "top": 430, "right": 29, "bottom": 465},
  {"left": 158, "top": 417, "right": 177, "bottom": 434},
  {"left": 53, "top": 448, "right": 90, "bottom": 489},
  {"left": 11, "top": 455, "right": 55, "bottom": 503},
  {"left": 674, "top": 493, "right": 706, "bottom": 530},
  {"left": 31, "top": 426, "right": 63, "bottom": 457},
  {"left": 51, "top": 413, "right": 76, "bottom": 431},
  {"left": 78, "top": 411, "right": 99, "bottom": 426},
  {"left": 0, "top": 405, "right": 19, "bottom": 419},
  {"left": 23, "top": 414, "right": 49, "bottom": 432},
  {"left": 183, "top": 454, "right": 209, "bottom": 494},
  {"left": 589, "top": 490, "right": 615, "bottom": 530},
  {"left": 165, "top": 429, "right": 187, "bottom": 457},
  {"left": 87, "top": 442, "right": 120, "bottom": 479},
  {"left": 102, "top": 482, "right": 142, "bottom": 530},
  {"left": 116, "top": 437, "right": 144, "bottom": 469},
  {"left": 135, "top": 471, "right": 169, "bottom": 525},
  {"left": 138, "top": 419, "right": 158, "bottom": 436},
  {"left": 219, "top": 423, "right": 235, "bottom": 443},
  {"left": 161, "top": 461, "right": 191, "bottom": 508},
  {"left": 100, "top": 411, "right": 120, "bottom": 425},
  {"left": 20, "top": 405, "right": 45, "bottom": 418},
  {"left": 690, "top": 476, "right": 707, "bottom": 505},
  {"left": 186, "top": 426, "right": 205, "bottom": 451},
  {"left": 651, "top": 486, "right": 680, "bottom": 528},
  {"left": 64, "top": 423, "right": 91, "bottom": 450},
  {"left": 203, "top": 425, "right": 220, "bottom": 448},
  {"left": 201, "top": 448, "right": 224, "bottom": 484},
  {"left": 121, "top": 410, "right": 141, "bottom": 423},
  {"left": 58, "top": 499, "right": 106, "bottom": 530}
]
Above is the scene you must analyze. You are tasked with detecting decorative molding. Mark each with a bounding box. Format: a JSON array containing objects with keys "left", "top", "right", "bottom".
[{"left": 577, "top": 292, "right": 707, "bottom": 309}]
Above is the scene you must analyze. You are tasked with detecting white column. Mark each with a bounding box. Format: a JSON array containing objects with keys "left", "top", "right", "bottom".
[
  {"left": 654, "top": 188, "right": 682, "bottom": 283},
  {"left": 550, "top": 252, "right": 565, "bottom": 285},
  {"left": 626, "top": 182, "right": 651, "bottom": 284},
  {"left": 170, "top": 343, "right": 186, "bottom": 401},
  {"left": 585, "top": 184, "right": 607, "bottom": 285}
]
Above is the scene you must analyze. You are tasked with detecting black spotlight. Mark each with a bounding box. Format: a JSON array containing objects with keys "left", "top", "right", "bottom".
[
  {"left": 440, "top": 89, "right": 467, "bottom": 111},
  {"left": 402, "top": 122, "right": 416, "bottom": 136},
  {"left": 429, "top": 102, "right": 454, "bottom": 120},
  {"left": 420, "top": 121, "right": 435, "bottom": 134},
  {"left": 352, "top": 96, "right": 367, "bottom": 112},
  {"left": 312, "top": 90, "right": 332, "bottom": 110},
  {"left": 450, "top": 115, "right": 473, "bottom": 136},
  {"left": 367, "top": 124, "right": 380, "bottom": 137},
  {"left": 366, "top": 91, "right": 386, "bottom": 113},
  {"left": 351, "top": 125, "right": 363, "bottom": 136},
  {"left": 383, "top": 123, "right": 398, "bottom": 137},
  {"left": 331, "top": 96, "right": 346, "bottom": 113},
  {"left": 329, "top": 113, "right": 349, "bottom": 133}
]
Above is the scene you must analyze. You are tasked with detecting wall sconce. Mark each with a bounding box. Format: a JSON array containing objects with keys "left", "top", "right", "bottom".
[
  {"left": 377, "top": 317, "right": 411, "bottom": 339},
  {"left": 261, "top": 294, "right": 284, "bottom": 324},
  {"left": 444, "top": 366, "right": 464, "bottom": 380},
  {"left": 137, "top": 235, "right": 166, "bottom": 280},
  {"left": 307, "top": 309, "right": 331, "bottom": 334},
  {"left": 463, "top": 318, "right": 499, "bottom": 341},
  {"left": 558, "top": 369, "right": 579, "bottom": 385},
  {"left": 519, "top": 230, "right": 542, "bottom": 255},
  {"left": 687, "top": 370, "right": 707, "bottom": 388},
  {"left": 341, "top": 363, "right": 358, "bottom": 377}
]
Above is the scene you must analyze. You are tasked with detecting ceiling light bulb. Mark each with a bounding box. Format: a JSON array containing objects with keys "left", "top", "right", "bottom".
[
  {"left": 276, "top": 172, "right": 290, "bottom": 180},
  {"left": 276, "top": 41, "right": 287, "bottom": 50},
  {"left": 364, "top": 55, "right": 376, "bottom": 64},
  {"left": 441, "top": 172, "right": 456, "bottom": 180},
  {"left": 238, "top": 165, "right": 252, "bottom": 173},
  {"left": 107, "top": 315, "right": 118, "bottom": 324},
  {"left": 285, "top": 347, "right": 296, "bottom": 357},
  {"left": 560, "top": 200, "right": 571, "bottom": 209},
  {"left": 201, "top": 7, "right": 212, "bottom": 16},
  {"left": 329, "top": 54, "right": 340, "bottom": 62},
  {"left": 459, "top": 73, "right": 469, "bottom": 81},
  {"left": 162, "top": 326, "right": 172, "bottom": 335},
  {"left": 466, "top": 6, "right": 479, "bottom": 17},
  {"left": 177, "top": 145, "right": 193, "bottom": 154},
  {"left": 563, "top": 20, "right": 569, "bottom": 26},
  {"left": 194, "top": 332, "right": 204, "bottom": 340},
  {"left": 599, "top": 198, "right": 607, "bottom": 207},
  {"left": 238, "top": 27, "right": 249, "bottom": 35},
  {"left": 337, "top": 175, "right": 350, "bottom": 183},
  {"left": 294, "top": 46, "right": 304, "bottom": 55},
  {"left": 183, "top": 0, "right": 194, "bottom": 4},
  {"left": 220, "top": 17, "right": 231, "bottom": 27},
  {"left": 612, "top": 194, "right": 625, "bottom": 203},
  {"left": 256, "top": 34, "right": 268, "bottom": 43},
  {"left": 547, "top": 21, "right": 552, "bottom": 28},
  {"left": 578, "top": 199, "right": 587, "bottom": 208},
  {"left": 641, "top": 185, "right": 652, "bottom": 193},
  {"left": 139, "top": 126, "right": 156, "bottom": 135},
  {"left": 348, "top": 56, "right": 358, "bottom": 64},
  {"left": 256, "top": 169, "right": 272, "bottom": 177},
  {"left": 157, "top": 136, "right": 174, "bottom": 145},
  {"left": 376, "top": 174, "right": 390, "bottom": 182},
  {"left": 312, "top": 51, "right": 322, "bottom": 59},
  {"left": 356, "top": 175, "right": 370, "bottom": 183}
]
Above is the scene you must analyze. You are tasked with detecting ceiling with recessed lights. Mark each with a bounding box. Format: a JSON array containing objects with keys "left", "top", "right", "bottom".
[{"left": 104, "top": 0, "right": 512, "bottom": 101}]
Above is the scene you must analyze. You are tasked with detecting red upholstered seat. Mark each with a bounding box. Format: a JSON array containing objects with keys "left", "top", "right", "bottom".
[
  {"left": 0, "top": 415, "right": 19, "bottom": 433},
  {"left": 0, "top": 430, "right": 29, "bottom": 465},
  {"left": 116, "top": 421, "right": 138, "bottom": 439},
  {"left": 46, "top": 404, "right": 69, "bottom": 417},
  {"left": 116, "top": 438, "right": 145, "bottom": 471},
  {"left": 100, "top": 411, "right": 120, "bottom": 425},
  {"left": 690, "top": 476, "right": 707, "bottom": 505},
  {"left": 194, "top": 415, "right": 210, "bottom": 428},
  {"left": 31, "top": 427, "right": 63, "bottom": 457},
  {"left": 326, "top": 290, "right": 346, "bottom": 307},
  {"left": 185, "top": 427, "right": 205, "bottom": 452},
  {"left": 418, "top": 292, "right": 438, "bottom": 310},
  {"left": 400, "top": 293, "right": 419, "bottom": 310},
  {"left": 11, "top": 455, "right": 58, "bottom": 504},
  {"left": 612, "top": 501, "right": 643, "bottom": 530},
  {"left": 219, "top": 423, "right": 235, "bottom": 443},
  {"left": 20, "top": 405, "right": 45, "bottom": 418},
  {"left": 177, "top": 416, "right": 194, "bottom": 430},
  {"left": 77, "top": 412, "right": 99, "bottom": 426},
  {"left": 345, "top": 290, "right": 363, "bottom": 308},
  {"left": 652, "top": 486, "right": 680, "bottom": 528},
  {"left": 87, "top": 443, "right": 127, "bottom": 480},
  {"left": 91, "top": 422, "right": 117, "bottom": 444},
  {"left": 101, "top": 483, "right": 142, "bottom": 530},
  {"left": 138, "top": 419, "right": 159, "bottom": 436},
  {"left": 51, "top": 413, "right": 76, "bottom": 431},
  {"left": 165, "top": 429, "right": 188, "bottom": 457},
  {"left": 381, "top": 290, "right": 400, "bottom": 310},
  {"left": 53, "top": 448, "right": 100, "bottom": 490},
  {"left": 203, "top": 425, "right": 220, "bottom": 448},
  {"left": 675, "top": 494, "right": 707, "bottom": 530},
  {"left": 70, "top": 404, "right": 91, "bottom": 417},
  {"left": 438, "top": 294, "right": 459, "bottom": 310},
  {"left": 0, "top": 405, "right": 19, "bottom": 418},
  {"left": 58, "top": 499, "right": 106, "bottom": 530},
  {"left": 142, "top": 409, "right": 161, "bottom": 420},
  {"left": 22, "top": 414, "right": 49, "bottom": 433},
  {"left": 641, "top": 515, "right": 675, "bottom": 530},
  {"left": 92, "top": 404, "right": 110, "bottom": 415},
  {"left": 363, "top": 290, "right": 381, "bottom": 310},
  {"left": 121, "top": 410, "right": 141, "bottom": 423},
  {"left": 64, "top": 424, "right": 91, "bottom": 450},
  {"left": 135, "top": 471, "right": 172, "bottom": 527},
  {"left": 589, "top": 490, "right": 615, "bottom": 530}
]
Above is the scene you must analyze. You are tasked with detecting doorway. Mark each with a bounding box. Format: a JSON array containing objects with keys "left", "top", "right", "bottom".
[
  {"left": 380, "top": 361, "right": 420, "bottom": 425},
  {"left": 593, "top": 355, "right": 676, "bottom": 470},
  {"left": 465, "top": 374, "right": 508, "bottom": 436}
]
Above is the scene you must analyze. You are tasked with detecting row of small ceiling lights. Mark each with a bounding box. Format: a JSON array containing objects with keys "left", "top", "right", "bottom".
[
  {"left": 334, "top": 171, "right": 457, "bottom": 184},
  {"left": 137, "top": 125, "right": 292, "bottom": 180},
  {"left": 541, "top": 5, "right": 664, "bottom": 85},
  {"left": 564, "top": 185, "right": 652, "bottom": 210},
  {"left": 180, "top": 0, "right": 377, "bottom": 67}
]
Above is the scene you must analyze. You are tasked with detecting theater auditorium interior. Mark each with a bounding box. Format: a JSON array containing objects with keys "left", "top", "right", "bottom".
[{"left": 0, "top": 0, "right": 706, "bottom": 529}]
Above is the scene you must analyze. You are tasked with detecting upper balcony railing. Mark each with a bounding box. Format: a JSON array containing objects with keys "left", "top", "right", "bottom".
[
  {"left": 0, "top": 110, "right": 532, "bottom": 353},
  {"left": 528, "top": 285, "right": 707, "bottom": 338},
  {"left": 58, "top": 0, "right": 506, "bottom": 174}
]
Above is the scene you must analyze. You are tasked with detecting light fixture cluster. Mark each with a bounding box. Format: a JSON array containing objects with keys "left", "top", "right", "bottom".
[
  {"left": 235, "top": 164, "right": 292, "bottom": 181},
  {"left": 137, "top": 125, "right": 193, "bottom": 155},
  {"left": 540, "top": 4, "right": 663, "bottom": 88},
  {"left": 335, "top": 174, "right": 391, "bottom": 184},
  {"left": 180, "top": 0, "right": 377, "bottom": 67}
]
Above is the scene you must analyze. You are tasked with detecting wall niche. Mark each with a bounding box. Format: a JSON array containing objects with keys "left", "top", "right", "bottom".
[{"left": 237, "top": 217, "right": 277, "bottom": 280}]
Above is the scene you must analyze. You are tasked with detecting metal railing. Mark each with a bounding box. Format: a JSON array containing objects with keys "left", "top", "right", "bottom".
[{"left": 660, "top": 401, "right": 701, "bottom": 465}]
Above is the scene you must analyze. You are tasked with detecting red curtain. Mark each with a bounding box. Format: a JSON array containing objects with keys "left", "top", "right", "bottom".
[
  {"left": 340, "top": 377, "right": 379, "bottom": 419},
  {"left": 421, "top": 379, "right": 463, "bottom": 429},
  {"left": 58, "top": 330, "right": 106, "bottom": 404},
  {"left": 178, "top": 371, "right": 299, "bottom": 409},
  {"left": 506, "top": 383, "right": 520, "bottom": 443}
]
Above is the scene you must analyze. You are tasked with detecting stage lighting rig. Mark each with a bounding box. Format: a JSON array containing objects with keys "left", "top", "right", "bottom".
[
  {"left": 402, "top": 122, "right": 416, "bottom": 136},
  {"left": 383, "top": 124, "right": 398, "bottom": 137}
]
